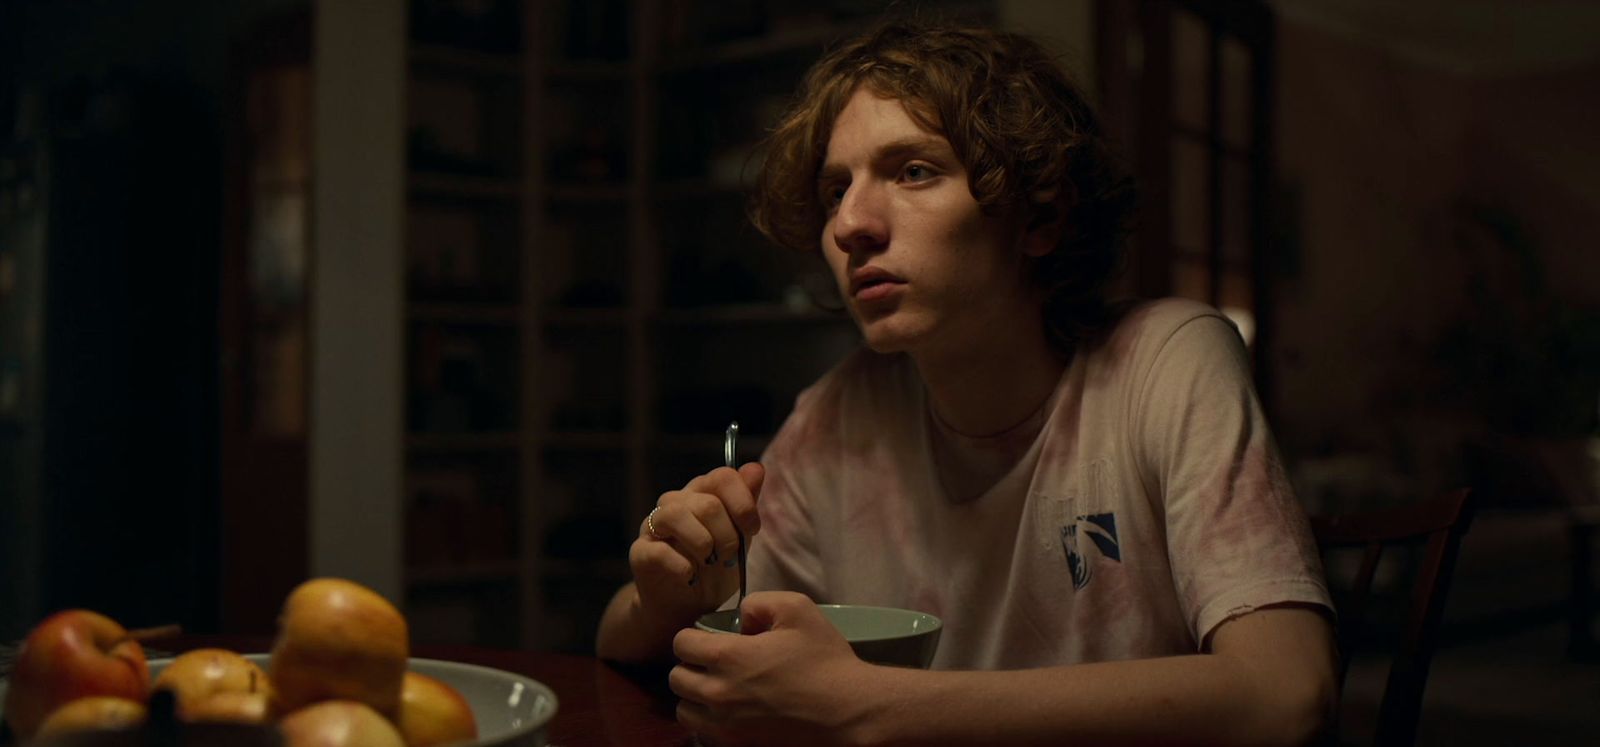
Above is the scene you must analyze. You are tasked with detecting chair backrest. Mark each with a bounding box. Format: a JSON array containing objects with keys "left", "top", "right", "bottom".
[{"left": 1311, "top": 488, "right": 1474, "bottom": 747}]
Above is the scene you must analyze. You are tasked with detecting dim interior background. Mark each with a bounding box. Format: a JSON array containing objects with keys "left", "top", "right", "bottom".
[{"left": 1, "top": 0, "right": 1597, "bottom": 742}]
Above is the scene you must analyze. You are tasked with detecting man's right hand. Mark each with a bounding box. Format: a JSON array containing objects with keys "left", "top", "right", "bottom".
[{"left": 628, "top": 463, "right": 765, "bottom": 632}]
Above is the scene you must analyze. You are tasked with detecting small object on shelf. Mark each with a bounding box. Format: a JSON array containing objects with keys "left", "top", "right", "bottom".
[{"left": 407, "top": 326, "right": 516, "bottom": 433}]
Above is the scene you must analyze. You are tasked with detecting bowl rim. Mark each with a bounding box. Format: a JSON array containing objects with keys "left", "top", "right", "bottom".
[{"left": 697, "top": 603, "right": 943, "bottom": 643}]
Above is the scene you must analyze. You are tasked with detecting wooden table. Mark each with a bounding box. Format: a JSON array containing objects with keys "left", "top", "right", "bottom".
[{"left": 164, "top": 636, "right": 693, "bottom": 747}]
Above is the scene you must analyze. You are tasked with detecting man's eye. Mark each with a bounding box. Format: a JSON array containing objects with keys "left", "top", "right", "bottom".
[
  {"left": 822, "top": 185, "right": 845, "bottom": 206},
  {"left": 902, "top": 163, "right": 934, "bottom": 182}
]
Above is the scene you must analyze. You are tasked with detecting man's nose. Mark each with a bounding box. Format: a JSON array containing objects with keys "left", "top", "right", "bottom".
[{"left": 830, "top": 181, "right": 888, "bottom": 253}]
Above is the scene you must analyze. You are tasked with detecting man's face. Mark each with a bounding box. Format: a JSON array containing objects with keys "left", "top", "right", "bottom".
[{"left": 818, "top": 87, "right": 1038, "bottom": 357}]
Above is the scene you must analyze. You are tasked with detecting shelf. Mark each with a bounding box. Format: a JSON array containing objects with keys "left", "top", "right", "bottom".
[
  {"left": 406, "top": 561, "right": 523, "bottom": 588},
  {"left": 407, "top": 432, "right": 521, "bottom": 452},
  {"left": 545, "top": 183, "right": 630, "bottom": 202},
  {"left": 409, "top": 44, "right": 522, "bottom": 78},
  {"left": 654, "top": 179, "right": 743, "bottom": 201},
  {"left": 657, "top": 304, "right": 848, "bottom": 326},
  {"left": 408, "top": 302, "right": 522, "bottom": 325},
  {"left": 544, "top": 307, "right": 629, "bottom": 326},
  {"left": 409, "top": 173, "right": 521, "bottom": 201},
  {"left": 546, "top": 61, "right": 631, "bottom": 85}
]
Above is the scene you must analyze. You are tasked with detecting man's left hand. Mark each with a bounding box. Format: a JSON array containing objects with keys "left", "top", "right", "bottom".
[{"left": 670, "top": 591, "right": 880, "bottom": 747}]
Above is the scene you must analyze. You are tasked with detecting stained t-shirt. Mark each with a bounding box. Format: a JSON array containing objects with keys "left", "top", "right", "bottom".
[{"left": 746, "top": 298, "right": 1331, "bottom": 670}]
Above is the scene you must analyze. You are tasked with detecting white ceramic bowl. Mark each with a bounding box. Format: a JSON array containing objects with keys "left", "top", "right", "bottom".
[
  {"left": 0, "top": 654, "right": 558, "bottom": 747},
  {"left": 697, "top": 604, "right": 942, "bottom": 669}
]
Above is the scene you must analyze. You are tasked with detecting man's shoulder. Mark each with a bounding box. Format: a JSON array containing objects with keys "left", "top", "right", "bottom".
[
  {"left": 1088, "top": 297, "right": 1239, "bottom": 365},
  {"left": 1108, "top": 296, "right": 1230, "bottom": 338}
]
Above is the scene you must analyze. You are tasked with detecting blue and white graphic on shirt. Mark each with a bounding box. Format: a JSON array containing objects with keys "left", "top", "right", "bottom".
[{"left": 1060, "top": 512, "right": 1120, "bottom": 590}]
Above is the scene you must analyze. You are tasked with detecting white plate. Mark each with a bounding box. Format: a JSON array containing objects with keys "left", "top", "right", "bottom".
[{"left": 1, "top": 654, "right": 558, "bottom": 747}]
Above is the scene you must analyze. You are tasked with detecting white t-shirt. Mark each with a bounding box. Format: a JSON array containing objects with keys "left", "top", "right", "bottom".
[{"left": 747, "top": 298, "right": 1331, "bottom": 670}]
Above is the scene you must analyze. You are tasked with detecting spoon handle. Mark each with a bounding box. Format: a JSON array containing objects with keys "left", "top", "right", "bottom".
[{"left": 724, "top": 422, "right": 746, "bottom": 615}]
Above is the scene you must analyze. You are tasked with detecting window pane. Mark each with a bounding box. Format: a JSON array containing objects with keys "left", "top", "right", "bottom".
[{"left": 1221, "top": 37, "right": 1253, "bottom": 150}]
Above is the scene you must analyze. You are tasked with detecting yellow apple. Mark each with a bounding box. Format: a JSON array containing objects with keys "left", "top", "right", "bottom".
[
  {"left": 277, "top": 700, "right": 406, "bottom": 747},
  {"left": 151, "top": 647, "right": 272, "bottom": 719},
  {"left": 269, "top": 578, "right": 409, "bottom": 718},
  {"left": 2, "top": 610, "right": 150, "bottom": 740},
  {"left": 395, "top": 671, "right": 477, "bottom": 747},
  {"left": 33, "top": 696, "right": 147, "bottom": 739}
]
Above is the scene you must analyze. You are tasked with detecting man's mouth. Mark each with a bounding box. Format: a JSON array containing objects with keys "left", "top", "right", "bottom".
[{"left": 849, "top": 267, "right": 904, "bottom": 299}]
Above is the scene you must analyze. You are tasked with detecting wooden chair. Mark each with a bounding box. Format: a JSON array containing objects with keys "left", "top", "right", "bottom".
[{"left": 1311, "top": 488, "right": 1475, "bottom": 747}]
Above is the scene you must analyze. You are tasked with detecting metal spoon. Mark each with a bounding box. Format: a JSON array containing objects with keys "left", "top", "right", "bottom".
[{"left": 724, "top": 421, "right": 746, "bottom": 623}]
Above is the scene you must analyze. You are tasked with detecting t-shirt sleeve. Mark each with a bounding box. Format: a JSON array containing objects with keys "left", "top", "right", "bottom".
[{"left": 1134, "top": 312, "right": 1331, "bottom": 645}]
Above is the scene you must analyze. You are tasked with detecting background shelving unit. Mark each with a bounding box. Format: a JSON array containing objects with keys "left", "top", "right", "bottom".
[
  {"left": 401, "top": 0, "right": 532, "bottom": 647},
  {"left": 401, "top": 0, "right": 992, "bottom": 652}
]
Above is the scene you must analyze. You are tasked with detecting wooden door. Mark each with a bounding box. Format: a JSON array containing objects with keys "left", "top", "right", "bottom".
[{"left": 219, "top": 9, "right": 313, "bottom": 634}]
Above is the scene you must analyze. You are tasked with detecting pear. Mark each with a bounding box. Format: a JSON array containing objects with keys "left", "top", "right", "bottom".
[{"left": 269, "top": 578, "right": 409, "bottom": 719}]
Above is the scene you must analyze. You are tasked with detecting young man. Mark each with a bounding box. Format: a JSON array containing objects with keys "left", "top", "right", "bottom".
[{"left": 597, "top": 21, "right": 1336, "bottom": 747}]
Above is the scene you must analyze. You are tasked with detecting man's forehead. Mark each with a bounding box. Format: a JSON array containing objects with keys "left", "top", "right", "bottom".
[{"left": 820, "top": 90, "right": 953, "bottom": 173}]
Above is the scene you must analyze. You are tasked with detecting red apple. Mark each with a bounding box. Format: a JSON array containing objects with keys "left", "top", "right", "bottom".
[
  {"left": 268, "top": 578, "right": 409, "bottom": 719},
  {"left": 395, "top": 671, "right": 477, "bottom": 747},
  {"left": 185, "top": 691, "right": 272, "bottom": 725},
  {"left": 277, "top": 700, "right": 406, "bottom": 747},
  {"left": 2, "top": 610, "right": 151, "bottom": 740},
  {"left": 151, "top": 648, "right": 272, "bottom": 719},
  {"left": 33, "top": 696, "right": 147, "bottom": 739}
]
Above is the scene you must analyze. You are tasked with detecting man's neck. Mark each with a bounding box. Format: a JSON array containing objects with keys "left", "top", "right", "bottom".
[{"left": 912, "top": 315, "right": 1066, "bottom": 438}]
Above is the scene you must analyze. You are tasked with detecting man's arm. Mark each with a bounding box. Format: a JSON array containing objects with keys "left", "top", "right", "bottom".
[
  {"left": 596, "top": 581, "right": 691, "bottom": 664},
  {"left": 856, "top": 606, "right": 1336, "bottom": 747},
  {"left": 670, "top": 593, "right": 1337, "bottom": 747}
]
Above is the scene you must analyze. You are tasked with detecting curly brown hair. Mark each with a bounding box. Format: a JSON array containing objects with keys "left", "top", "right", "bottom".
[{"left": 749, "top": 20, "right": 1136, "bottom": 353}]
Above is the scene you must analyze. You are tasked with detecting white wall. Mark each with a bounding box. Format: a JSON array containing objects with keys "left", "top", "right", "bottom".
[{"left": 310, "top": 0, "right": 406, "bottom": 600}]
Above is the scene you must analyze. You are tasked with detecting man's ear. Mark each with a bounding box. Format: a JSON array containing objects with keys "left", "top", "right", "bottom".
[{"left": 1021, "top": 186, "right": 1071, "bottom": 258}]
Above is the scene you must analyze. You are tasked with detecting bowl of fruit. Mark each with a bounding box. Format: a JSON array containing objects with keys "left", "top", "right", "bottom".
[{"left": 1, "top": 578, "right": 557, "bottom": 746}]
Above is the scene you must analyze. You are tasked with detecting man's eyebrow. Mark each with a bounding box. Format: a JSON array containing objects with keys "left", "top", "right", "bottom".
[
  {"left": 818, "top": 136, "right": 954, "bottom": 183},
  {"left": 874, "top": 135, "right": 953, "bottom": 161}
]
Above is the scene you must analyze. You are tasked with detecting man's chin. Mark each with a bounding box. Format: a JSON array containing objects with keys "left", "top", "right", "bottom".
[
  {"left": 862, "top": 338, "right": 904, "bottom": 354},
  {"left": 857, "top": 319, "right": 923, "bottom": 355}
]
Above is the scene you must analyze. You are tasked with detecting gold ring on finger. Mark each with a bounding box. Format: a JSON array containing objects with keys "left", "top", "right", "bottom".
[{"left": 646, "top": 506, "right": 665, "bottom": 541}]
